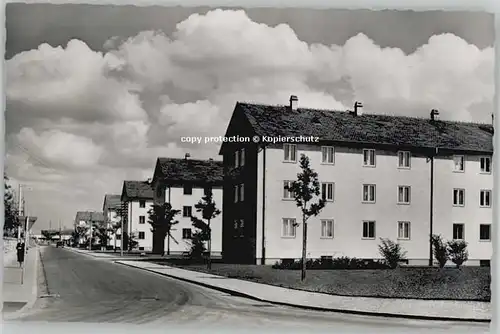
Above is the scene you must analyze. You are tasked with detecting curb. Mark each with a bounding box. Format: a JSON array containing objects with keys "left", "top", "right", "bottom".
[{"left": 115, "top": 261, "right": 491, "bottom": 323}]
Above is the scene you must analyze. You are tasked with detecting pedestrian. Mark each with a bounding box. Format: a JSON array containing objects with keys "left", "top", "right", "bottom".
[{"left": 16, "top": 240, "right": 25, "bottom": 267}]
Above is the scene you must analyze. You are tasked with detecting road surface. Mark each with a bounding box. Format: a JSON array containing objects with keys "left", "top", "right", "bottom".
[{"left": 3, "top": 246, "right": 490, "bottom": 332}]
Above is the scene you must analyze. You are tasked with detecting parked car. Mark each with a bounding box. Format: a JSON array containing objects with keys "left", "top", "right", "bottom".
[{"left": 56, "top": 241, "right": 64, "bottom": 248}]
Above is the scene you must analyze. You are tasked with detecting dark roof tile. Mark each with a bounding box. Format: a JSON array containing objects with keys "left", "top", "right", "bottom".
[
  {"left": 236, "top": 102, "right": 493, "bottom": 153},
  {"left": 155, "top": 158, "right": 223, "bottom": 184},
  {"left": 122, "top": 181, "right": 154, "bottom": 200}
]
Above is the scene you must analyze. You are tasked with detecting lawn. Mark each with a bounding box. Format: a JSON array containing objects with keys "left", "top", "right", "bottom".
[{"left": 152, "top": 262, "right": 491, "bottom": 302}]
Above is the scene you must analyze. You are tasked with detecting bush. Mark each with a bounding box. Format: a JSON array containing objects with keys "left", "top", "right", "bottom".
[
  {"left": 272, "top": 256, "right": 389, "bottom": 270},
  {"left": 447, "top": 240, "right": 469, "bottom": 268},
  {"left": 431, "top": 234, "right": 449, "bottom": 268},
  {"left": 378, "top": 238, "right": 407, "bottom": 269},
  {"left": 188, "top": 232, "right": 207, "bottom": 263}
]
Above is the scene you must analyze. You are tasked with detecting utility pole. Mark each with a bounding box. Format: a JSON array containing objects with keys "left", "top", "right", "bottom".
[
  {"left": 17, "top": 184, "right": 23, "bottom": 240},
  {"left": 88, "top": 217, "right": 93, "bottom": 251}
]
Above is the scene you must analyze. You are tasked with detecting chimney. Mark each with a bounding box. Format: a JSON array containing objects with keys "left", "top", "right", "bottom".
[
  {"left": 185, "top": 153, "right": 190, "bottom": 160},
  {"left": 354, "top": 101, "right": 363, "bottom": 116},
  {"left": 289, "top": 95, "right": 298, "bottom": 110},
  {"left": 430, "top": 109, "right": 440, "bottom": 121}
]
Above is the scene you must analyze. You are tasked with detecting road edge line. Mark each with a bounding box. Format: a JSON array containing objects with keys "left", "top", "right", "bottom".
[{"left": 114, "top": 261, "right": 491, "bottom": 324}]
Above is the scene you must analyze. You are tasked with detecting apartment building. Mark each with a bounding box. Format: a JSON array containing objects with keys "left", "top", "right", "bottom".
[
  {"left": 151, "top": 156, "right": 224, "bottom": 255},
  {"left": 219, "top": 96, "right": 493, "bottom": 265},
  {"left": 120, "top": 181, "right": 154, "bottom": 251},
  {"left": 102, "top": 194, "right": 123, "bottom": 249}
]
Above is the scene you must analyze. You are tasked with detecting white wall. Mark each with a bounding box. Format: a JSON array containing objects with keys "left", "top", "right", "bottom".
[
  {"left": 106, "top": 209, "right": 123, "bottom": 249},
  {"left": 127, "top": 200, "right": 154, "bottom": 251},
  {"left": 256, "top": 144, "right": 492, "bottom": 265},
  {"left": 165, "top": 186, "right": 223, "bottom": 255}
]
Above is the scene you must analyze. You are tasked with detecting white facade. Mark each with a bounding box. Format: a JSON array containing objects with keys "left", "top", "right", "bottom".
[
  {"left": 256, "top": 144, "right": 492, "bottom": 265},
  {"left": 106, "top": 208, "right": 123, "bottom": 249},
  {"left": 126, "top": 200, "right": 154, "bottom": 251},
  {"left": 164, "top": 185, "right": 223, "bottom": 255}
]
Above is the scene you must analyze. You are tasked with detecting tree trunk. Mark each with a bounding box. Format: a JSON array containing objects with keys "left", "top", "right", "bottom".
[
  {"left": 301, "top": 215, "right": 307, "bottom": 281},
  {"left": 166, "top": 232, "right": 170, "bottom": 256},
  {"left": 207, "top": 220, "right": 212, "bottom": 270},
  {"left": 114, "top": 234, "right": 117, "bottom": 253}
]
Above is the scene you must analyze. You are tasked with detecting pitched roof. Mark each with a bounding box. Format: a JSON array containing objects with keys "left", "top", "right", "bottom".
[
  {"left": 228, "top": 102, "right": 493, "bottom": 153},
  {"left": 154, "top": 158, "right": 224, "bottom": 184},
  {"left": 121, "top": 180, "right": 154, "bottom": 200},
  {"left": 74, "top": 211, "right": 104, "bottom": 225},
  {"left": 103, "top": 194, "right": 122, "bottom": 212}
]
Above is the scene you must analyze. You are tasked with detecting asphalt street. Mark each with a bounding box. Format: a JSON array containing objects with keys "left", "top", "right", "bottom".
[{"left": 3, "top": 246, "right": 490, "bottom": 332}]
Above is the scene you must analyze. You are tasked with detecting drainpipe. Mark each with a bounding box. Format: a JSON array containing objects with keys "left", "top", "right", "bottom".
[
  {"left": 429, "top": 147, "right": 438, "bottom": 266},
  {"left": 261, "top": 146, "right": 266, "bottom": 265}
]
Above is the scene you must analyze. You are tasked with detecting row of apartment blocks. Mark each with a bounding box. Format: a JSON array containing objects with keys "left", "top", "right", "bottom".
[{"left": 75, "top": 95, "right": 493, "bottom": 266}]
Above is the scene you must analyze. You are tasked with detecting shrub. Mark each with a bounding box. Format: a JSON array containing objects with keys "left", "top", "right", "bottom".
[
  {"left": 272, "top": 256, "right": 388, "bottom": 270},
  {"left": 188, "top": 231, "right": 207, "bottom": 263},
  {"left": 447, "top": 240, "right": 469, "bottom": 268},
  {"left": 431, "top": 234, "right": 449, "bottom": 268},
  {"left": 378, "top": 238, "right": 407, "bottom": 269}
]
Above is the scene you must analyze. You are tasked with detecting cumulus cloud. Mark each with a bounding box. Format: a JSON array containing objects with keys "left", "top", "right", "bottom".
[{"left": 5, "top": 9, "right": 493, "bottom": 229}]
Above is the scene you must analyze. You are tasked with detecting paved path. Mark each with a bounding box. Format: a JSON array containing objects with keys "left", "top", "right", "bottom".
[
  {"left": 6, "top": 246, "right": 483, "bottom": 332},
  {"left": 2, "top": 245, "right": 39, "bottom": 318}
]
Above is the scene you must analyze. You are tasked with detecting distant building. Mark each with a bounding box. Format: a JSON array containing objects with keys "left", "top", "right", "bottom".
[
  {"left": 120, "top": 181, "right": 154, "bottom": 251},
  {"left": 74, "top": 211, "right": 105, "bottom": 245},
  {"left": 102, "top": 194, "right": 123, "bottom": 249},
  {"left": 151, "top": 156, "right": 224, "bottom": 255},
  {"left": 220, "top": 96, "right": 493, "bottom": 266}
]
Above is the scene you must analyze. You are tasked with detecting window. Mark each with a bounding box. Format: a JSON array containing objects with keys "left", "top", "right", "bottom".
[
  {"left": 480, "top": 190, "right": 491, "bottom": 207},
  {"left": 363, "top": 149, "right": 376, "bottom": 167},
  {"left": 183, "top": 206, "right": 192, "bottom": 217},
  {"left": 321, "top": 183, "right": 335, "bottom": 202},
  {"left": 453, "top": 189, "right": 465, "bottom": 206},
  {"left": 283, "top": 181, "right": 295, "bottom": 199},
  {"left": 239, "top": 184, "right": 245, "bottom": 202},
  {"left": 139, "top": 200, "right": 146, "bottom": 208},
  {"left": 139, "top": 216, "right": 145, "bottom": 224},
  {"left": 234, "top": 150, "right": 240, "bottom": 167},
  {"left": 240, "top": 148, "right": 245, "bottom": 167},
  {"left": 452, "top": 223, "right": 464, "bottom": 240},
  {"left": 321, "top": 146, "right": 335, "bottom": 164},
  {"left": 397, "top": 221, "right": 411, "bottom": 240},
  {"left": 453, "top": 155, "right": 465, "bottom": 172},
  {"left": 479, "top": 224, "right": 491, "bottom": 241},
  {"left": 282, "top": 218, "right": 296, "bottom": 238},
  {"left": 362, "top": 221, "right": 376, "bottom": 239},
  {"left": 284, "top": 144, "right": 297, "bottom": 162},
  {"left": 480, "top": 157, "right": 491, "bottom": 173},
  {"left": 182, "top": 228, "right": 192, "bottom": 239},
  {"left": 204, "top": 186, "right": 212, "bottom": 196},
  {"left": 138, "top": 232, "right": 145, "bottom": 240},
  {"left": 238, "top": 219, "right": 244, "bottom": 237},
  {"left": 321, "top": 220, "right": 334, "bottom": 238},
  {"left": 397, "top": 186, "right": 411, "bottom": 204},
  {"left": 234, "top": 185, "right": 239, "bottom": 203},
  {"left": 362, "top": 184, "right": 376, "bottom": 203},
  {"left": 480, "top": 260, "right": 491, "bottom": 267},
  {"left": 398, "top": 151, "right": 411, "bottom": 168},
  {"left": 183, "top": 184, "right": 192, "bottom": 195}
]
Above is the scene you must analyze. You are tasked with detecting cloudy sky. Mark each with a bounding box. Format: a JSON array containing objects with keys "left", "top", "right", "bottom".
[{"left": 5, "top": 4, "right": 494, "bottom": 232}]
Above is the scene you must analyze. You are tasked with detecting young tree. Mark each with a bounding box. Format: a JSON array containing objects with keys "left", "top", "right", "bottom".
[
  {"left": 285, "top": 154, "right": 326, "bottom": 281},
  {"left": 431, "top": 234, "right": 449, "bottom": 268},
  {"left": 4, "top": 174, "right": 19, "bottom": 235},
  {"left": 190, "top": 187, "right": 221, "bottom": 269},
  {"left": 95, "top": 221, "right": 113, "bottom": 250},
  {"left": 378, "top": 238, "right": 407, "bottom": 269},
  {"left": 447, "top": 240, "right": 469, "bottom": 269},
  {"left": 148, "top": 203, "right": 181, "bottom": 255}
]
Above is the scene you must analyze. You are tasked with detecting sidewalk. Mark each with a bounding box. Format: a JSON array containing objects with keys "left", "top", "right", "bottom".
[
  {"left": 115, "top": 260, "right": 491, "bottom": 322},
  {"left": 2, "top": 246, "right": 39, "bottom": 319},
  {"left": 66, "top": 246, "right": 164, "bottom": 261}
]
